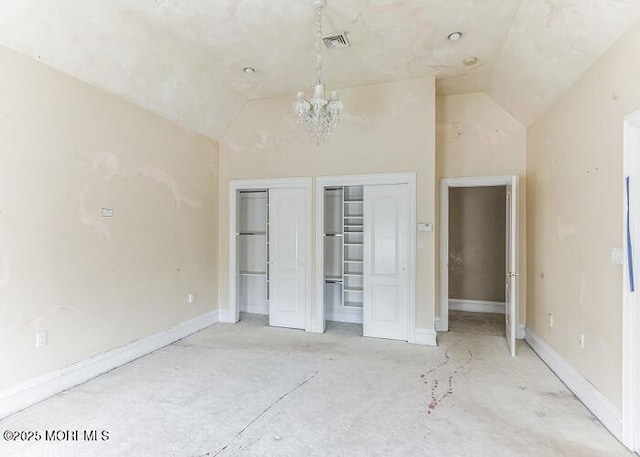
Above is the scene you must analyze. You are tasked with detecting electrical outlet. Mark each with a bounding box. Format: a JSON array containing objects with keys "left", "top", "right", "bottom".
[
  {"left": 549, "top": 313, "right": 554, "bottom": 328},
  {"left": 417, "top": 239, "right": 424, "bottom": 249},
  {"left": 36, "top": 331, "right": 48, "bottom": 349},
  {"left": 579, "top": 334, "right": 585, "bottom": 349},
  {"left": 188, "top": 292, "right": 196, "bottom": 304}
]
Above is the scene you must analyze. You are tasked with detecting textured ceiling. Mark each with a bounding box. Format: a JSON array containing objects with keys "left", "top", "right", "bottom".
[{"left": 0, "top": 0, "right": 638, "bottom": 138}]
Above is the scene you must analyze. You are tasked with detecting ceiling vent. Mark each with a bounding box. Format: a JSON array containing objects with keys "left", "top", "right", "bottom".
[{"left": 323, "top": 33, "right": 350, "bottom": 50}]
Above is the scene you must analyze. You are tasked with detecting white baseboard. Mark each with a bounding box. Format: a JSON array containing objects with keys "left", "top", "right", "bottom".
[
  {"left": 434, "top": 317, "right": 525, "bottom": 339},
  {"left": 525, "top": 327, "right": 622, "bottom": 440},
  {"left": 0, "top": 311, "right": 218, "bottom": 420},
  {"left": 218, "top": 308, "right": 236, "bottom": 323},
  {"left": 414, "top": 328, "right": 438, "bottom": 346},
  {"left": 325, "top": 306, "right": 363, "bottom": 325},
  {"left": 449, "top": 299, "right": 505, "bottom": 314},
  {"left": 240, "top": 303, "right": 268, "bottom": 315}
]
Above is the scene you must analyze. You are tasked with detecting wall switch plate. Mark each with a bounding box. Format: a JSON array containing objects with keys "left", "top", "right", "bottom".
[
  {"left": 417, "top": 223, "right": 433, "bottom": 232},
  {"left": 36, "top": 331, "right": 47, "bottom": 348},
  {"left": 609, "top": 248, "right": 624, "bottom": 265},
  {"left": 417, "top": 239, "right": 424, "bottom": 249},
  {"left": 549, "top": 313, "right": 554, "bottom": 328},
  {"left": 101, "top": 208, "right": 115, "bottom": 218},
  {"left": 188, "top": 292, "right": 196, "bottom": 304}
]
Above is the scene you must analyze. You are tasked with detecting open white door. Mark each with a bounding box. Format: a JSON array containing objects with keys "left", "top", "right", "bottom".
[
  {"left": 505, "top": 177, "right": 519, "bottom": 356},
  {"left": 363, "top": 184, "right": 409, "bottom": 341},
  {"left": 268, "top": 187, "right": 308, "bottom": 329}
]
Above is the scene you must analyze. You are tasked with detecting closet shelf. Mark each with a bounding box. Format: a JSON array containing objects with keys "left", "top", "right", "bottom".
[
  {"left": 344, "top": 242, "right": 363, "bottom": 246},
  {"left": 324, "top": 233, "right": 343, "bottom": 237},
  {"left": 344, "top": 287, "right": 363, "bottom": 292},
  {"left": 344, "top": 301, "right": 364, "bottom": 308},
  {"left": 344, "top": 216, "right": 364, "bottom": 219},
  {"left": 239, "top": 271, "right": 267, "bottom": 277},
  {"left": 344, "top": 259, "right": 363, "bottom": 263},
  {"left": 237, "top": 231, "right": 266, "bottom": 236},
  {"left": 343, "top": 273, "right": 363, "bottom": 277},
  {"left": 343, "top": 200, "right": 363, "bottom": 204}
]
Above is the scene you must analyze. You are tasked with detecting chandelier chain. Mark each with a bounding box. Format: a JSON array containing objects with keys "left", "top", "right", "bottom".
[{"left": 315, "top": 5, "right": 322, "bottom": 84}]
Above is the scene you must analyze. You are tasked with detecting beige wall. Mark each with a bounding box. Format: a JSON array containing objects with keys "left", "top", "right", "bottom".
[
  {"left": 436, "top": 93, "right": 527, "bottom": 323},
  {"left": 527, "top": 21, "right": 640, "bottom": 409},
  {"left": 449, "top": 186, "right": 506, "bottom": 303},
  {"left": 0, "top": 46, "right": 219, "bottom": 390},
  {"left": 219, "top": 78, "right": 436, "bottom": 329}
]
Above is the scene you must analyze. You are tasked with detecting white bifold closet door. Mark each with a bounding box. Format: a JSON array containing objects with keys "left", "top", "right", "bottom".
[
  {"left": 363, "top": 184, "right": 409, "bottom": 340},
  {"left": 269, "top": 186, "right": 308, "bottom": 329}
]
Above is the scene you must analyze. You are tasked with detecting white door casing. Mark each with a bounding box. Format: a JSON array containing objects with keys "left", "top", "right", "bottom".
[
  {"left": 268, "top": 186, "right": 308, "bottom": 329},
  {"left": 505, "top": 181, "right": 518, "bottom": 357},
  {"left": 439, "top": 175, "right": 519, "bottom": 356},
  {"left": 363, "top": 184, "right": 410, "bottom": 341},
  {"left": 623, "top": 110, "right": 640, "bottom": 452}
]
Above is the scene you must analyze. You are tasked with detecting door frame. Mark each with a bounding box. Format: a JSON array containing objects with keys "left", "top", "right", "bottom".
[
  {"left": 228, "top": 177, "right": 313, "bottom": 329},
  {"left": 623, "top": 110, "right": 640, "bottom": 452},
  {"left": 314, "top": 172, "right": 417, "bottom": 343},
  {"left": 439, "top": 175, "right": 519, "bottom": 333}
]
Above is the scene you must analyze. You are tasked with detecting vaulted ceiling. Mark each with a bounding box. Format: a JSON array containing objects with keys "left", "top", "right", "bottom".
[{"left": 0, "top": 0, "right": 638, "bottom": 139}]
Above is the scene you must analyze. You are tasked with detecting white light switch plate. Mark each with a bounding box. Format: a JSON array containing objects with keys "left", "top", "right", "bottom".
[
  {"left": 36, "top": 331, "right": 47, "bottom": 348},
  {"left": 101, "top": 208, "right": 115, "bottom": 218},
  {"left": 417, "top": 223, "right": 433, "bottom": 232},
  {"left": 610, "top": 248, "right": 624, "bottom": 265}
]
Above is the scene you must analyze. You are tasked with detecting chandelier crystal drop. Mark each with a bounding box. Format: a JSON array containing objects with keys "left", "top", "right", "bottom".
[{"left": 293, "top": 0, "right": 343, "bottom": 145}]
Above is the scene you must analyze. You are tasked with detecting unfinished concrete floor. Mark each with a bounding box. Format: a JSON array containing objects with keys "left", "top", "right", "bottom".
[
  {"left": 448, "top": 310, "right": 505, "bottom": 336},
  {"left": 0, "top": 314, "right": 632, "bottom": 457}
]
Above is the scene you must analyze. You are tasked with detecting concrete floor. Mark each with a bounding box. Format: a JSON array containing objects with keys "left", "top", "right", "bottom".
[
  {"left": 0, "top": 314, "right": 633, "bottom": 457},
  {"left": 449, "top": 311, "right": 505, "bottom": 336}
]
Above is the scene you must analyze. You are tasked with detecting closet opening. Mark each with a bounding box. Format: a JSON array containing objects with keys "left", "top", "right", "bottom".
[
  {"left": 236, "top": 189, "right": 269, "bottom": 322},
  {"left": 315, "top": 173, "right": 417, "bottom": 343},
  {"left": 229, "top": 178, "right": 312, "bottom": 330},
  {"left": 323, "top": 185, "right": 364, "bottom": 336},
  {"left": 447, "top": 185, "right": 506, "bottom": 337}
]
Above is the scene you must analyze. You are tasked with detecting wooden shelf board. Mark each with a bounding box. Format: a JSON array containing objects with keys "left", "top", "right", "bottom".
[{"left": 239, "top": 271, "right": 267, "bottom": 277}]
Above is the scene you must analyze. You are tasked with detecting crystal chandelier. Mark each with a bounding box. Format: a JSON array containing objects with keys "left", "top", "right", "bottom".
[{"left": 293, "top": 0, "right": 343, "bottom": 144}]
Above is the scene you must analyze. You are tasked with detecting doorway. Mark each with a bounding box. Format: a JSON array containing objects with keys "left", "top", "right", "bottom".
[
  {"left": 440, "top": 176, "right": 519, "bottom": 356},
  {"left": 623, "top": 110, "right": 640, "bottom": 453},
  {"left": 315, "top": 173, "right": 417, "bottom": 343},
  {"left": 448, "top": 185, "right": 506, "bottom": 337}
]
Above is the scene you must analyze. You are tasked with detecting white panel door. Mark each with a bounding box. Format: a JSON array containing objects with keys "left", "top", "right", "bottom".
[
  {"left": 505, "top": 179, "right": 519, "bottom": 357},
  {"left": 363, "top": 184, "right": 409, "bottom": 340},
  {"left": 269, "top": 187, "right": 308, "bottom": 329}
]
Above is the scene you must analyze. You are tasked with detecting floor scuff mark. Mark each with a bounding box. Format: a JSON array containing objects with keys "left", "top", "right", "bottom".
[
  {"left": 210, "top": 371, "right": 319, "bottom": 457},
  {"left": 426, "top": 350, "right": 473, "bottom": 415}
]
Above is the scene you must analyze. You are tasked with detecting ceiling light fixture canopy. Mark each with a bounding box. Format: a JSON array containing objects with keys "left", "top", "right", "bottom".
[
  {"left": 293, "top": 0, "right": 343, "bottom": 145},
  {"left": 463, "top": 56, "right": 478, "bottom": 66}
]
